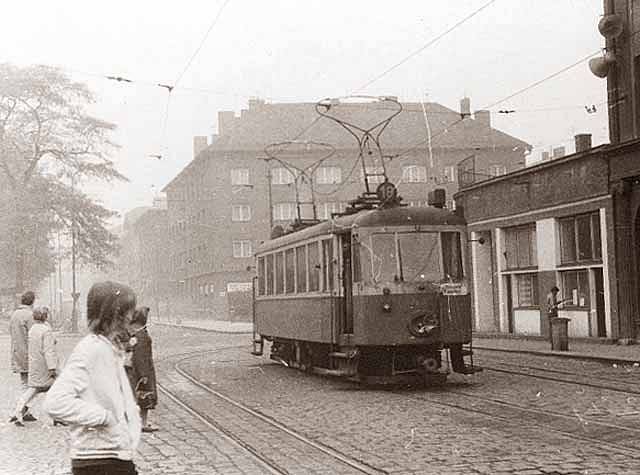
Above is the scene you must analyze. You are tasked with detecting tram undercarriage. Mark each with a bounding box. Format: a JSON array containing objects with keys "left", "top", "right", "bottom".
[{"left": 257, "top": 337, "right": 479, "bottom": 385}]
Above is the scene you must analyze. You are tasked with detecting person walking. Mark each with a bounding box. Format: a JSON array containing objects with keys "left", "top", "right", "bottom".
[
  {"left": 44, "top": 281, "right": 141, "bottom": 475},
  {"left": 13, "top": 307, "right": 59, "bottom": 426},
  {"left": 125, "top": 306, "right": 158, "bottom": 433},
  {"left": 9, "top": 291, "right": 37, "bottom": 423}
]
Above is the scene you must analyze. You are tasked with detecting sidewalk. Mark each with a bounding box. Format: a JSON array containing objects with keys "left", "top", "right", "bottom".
[{"left": 474, "top": 333, "right": 640, "bottom": 364}]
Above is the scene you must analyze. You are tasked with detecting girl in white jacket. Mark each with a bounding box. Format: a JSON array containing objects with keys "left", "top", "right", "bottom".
[{"left": 44, "top": 281, "right": 142, "bottom": 475}]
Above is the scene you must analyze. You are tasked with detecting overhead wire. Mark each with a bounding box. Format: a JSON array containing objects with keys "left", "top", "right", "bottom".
[
  {"left": 352, "top": 0, "right": 498, "bottom": 94},
  {"left": 385, "top": 48, "right": 608, "bottom": 165},
  {"left": 157, "top": 0, "right": 233, "bottom": 157}
]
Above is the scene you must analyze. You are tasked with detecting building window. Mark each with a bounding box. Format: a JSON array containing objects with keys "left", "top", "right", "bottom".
[
  {"left": 232, "top": 240, "right": 252, "bottom": 258},
  {"left": 504, "top": 224, "right": 537, "bottom": 269},
  {"left": 559, "top": 212, "right": 601, "bottom": 264},
  {"left": 271, "top": 167, "right": 295, "bottom": 185},
  {"left": 488, "top": 165, "right": 507, "bottom": 177},
  {"left": 273, "top": 202, "right": 296, "bottom": 221},
  {"left": 363, "top": 166, "right": 385, "bottom": 184},
  {"left": 402, "top": 165, "right": 427, "bottom": 183},
  {"left": 315, "top": 166, "right": 342, "bottom": 184},
  {"left": 318, "top": 202, "right": 345, "bottom": 220},
  {"left": 561, "top": 269, "right": 590, "bottom": 308},
  {"left": 231, "top": 168, "right": 250, "bottom": 185},
  {"left": 232, "top": 205, "right": 251, "bottom": 222},
  {"left": 442, "top": 166, "right": 456, "bottom": 183},
  {"left": 511, "top": 273, "right": 538, "bottom": 308}
]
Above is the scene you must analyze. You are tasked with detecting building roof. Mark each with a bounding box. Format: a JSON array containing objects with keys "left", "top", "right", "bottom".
[
  {"left": 212, "top": 101, "right": 529, "bottom": 151},
  {"left": 162, "top": 100, "right": 530, "bottom": 192}
]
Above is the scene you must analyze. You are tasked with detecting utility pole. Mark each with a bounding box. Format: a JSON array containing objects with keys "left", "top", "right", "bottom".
[
  {"left": 70, "top": 174, "right": 79, "bottom": 333},
  {"left": 57, "top": 230, "right": 62, "bottom": 324}
]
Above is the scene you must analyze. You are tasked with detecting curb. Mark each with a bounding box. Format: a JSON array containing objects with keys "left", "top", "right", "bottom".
[{"left": 474, "top": 345, "right": 640, "bottom": 365}]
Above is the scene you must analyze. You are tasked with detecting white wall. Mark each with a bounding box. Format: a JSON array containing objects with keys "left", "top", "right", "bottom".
[{"left": 513, "top": 309, "right": 541, "bottom": 335}]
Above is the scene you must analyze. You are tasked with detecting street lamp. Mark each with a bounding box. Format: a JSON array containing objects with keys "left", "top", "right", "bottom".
[{"left": 70, "top": 173, "right": 80, "bottom": 333}]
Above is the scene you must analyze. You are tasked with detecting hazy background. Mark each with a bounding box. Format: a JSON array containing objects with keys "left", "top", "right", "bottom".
[{"left": 2, "top": 0, "right": 608, "bottom": 217}]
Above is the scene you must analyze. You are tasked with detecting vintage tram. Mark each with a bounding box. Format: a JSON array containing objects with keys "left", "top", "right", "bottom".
[{"left": 252, "top": 184, "right": 479, "bottom": 384}]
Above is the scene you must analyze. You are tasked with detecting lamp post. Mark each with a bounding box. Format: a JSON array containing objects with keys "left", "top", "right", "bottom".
[{"left": 70, "top": 173, "right": 80, "bottom": 333}]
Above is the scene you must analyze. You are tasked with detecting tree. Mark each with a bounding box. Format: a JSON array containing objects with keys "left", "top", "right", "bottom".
[{"left": 0, "top": 63, "right": 126, "bottom": 296}]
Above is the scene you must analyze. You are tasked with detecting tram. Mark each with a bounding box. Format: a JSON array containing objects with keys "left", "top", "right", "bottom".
[{"left": 251, "top": 182, "right": 479, "bottom": 384}]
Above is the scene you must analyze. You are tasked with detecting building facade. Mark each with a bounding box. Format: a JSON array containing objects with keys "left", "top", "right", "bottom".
[
  {"left": 455, "top": 136, "right": 640, "bottom": 342},
  {"left": 160, "top": 98, "right": 529, "bottom": 321}
]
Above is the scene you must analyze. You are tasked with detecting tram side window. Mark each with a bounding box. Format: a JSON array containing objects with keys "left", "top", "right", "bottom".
[
  {"left": 308, "top": 241, "right": 320, "bottom": 291},
  {"left": 296, "top": 245, "right": 307, "bottom": 292},
  {"left": 275, "top": 251, "right": 285, "bottom": 294},
  {"left": 322, "top": 239, "right": 334, "bottom": 292},
  {"left": 266, "top": 254, "right": 274, "bottom": 295},
  {"left": 442, "top": 232, "right": 463, "bottom": 281},
  {"left": 285, "top": 248, "right": 295, "bottom": 293},
  {"left": 352, "top": 239, "right": 361, "bottom": 282},
  {"left": 258, "top": 257, "right": 265, "bottom": 295}
]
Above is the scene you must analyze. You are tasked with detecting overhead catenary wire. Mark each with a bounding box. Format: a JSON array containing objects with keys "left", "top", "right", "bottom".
[
  {"left": 386, "top": 48, "right": 608, "bottom": 164},
  {"left": 352, "top": 0, "right": 498, "bottom": 94},
  {"left": 173, "top": 0, "right": 233, "bottom": 89}
]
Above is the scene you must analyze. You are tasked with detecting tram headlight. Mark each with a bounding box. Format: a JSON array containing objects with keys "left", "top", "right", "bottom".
[{"left": 382, "top": 302, "right": 392, "bottom": 312}]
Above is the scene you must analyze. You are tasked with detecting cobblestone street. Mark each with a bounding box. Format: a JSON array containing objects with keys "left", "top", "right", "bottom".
[{"left": 4, "top": 322, "right": 640, "bottom": 474}]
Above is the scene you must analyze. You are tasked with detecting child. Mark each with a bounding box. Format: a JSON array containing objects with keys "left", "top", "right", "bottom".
[
  {"left": 126, "top": 306, "right": 158, "bottom": 433},
  {"left": 44, "top": 281, "right": 141, "bottom": 475},
  {"left": 13, "top": 306, "right": 58, "bottom": 426}
]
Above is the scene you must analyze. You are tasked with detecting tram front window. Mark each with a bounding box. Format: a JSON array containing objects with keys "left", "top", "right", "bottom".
[
  {"left": 366, "top": 231, "right": 462, "bottom": 284},
  {"left": 398, "top": 232, "right": 441, "bottom": 283}
]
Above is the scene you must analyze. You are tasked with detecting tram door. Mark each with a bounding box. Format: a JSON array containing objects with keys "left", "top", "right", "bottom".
[{"left": 341, "top": 234, "right": 354, "bottom": 334}]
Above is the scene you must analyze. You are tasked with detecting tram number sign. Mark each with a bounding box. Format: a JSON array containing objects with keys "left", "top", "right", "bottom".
[
  {"left": 376, "top": 181, "right": 397, "bottom": 202},
  {"left": 440, "top": 282, "right": 465, "bottom": 295}
]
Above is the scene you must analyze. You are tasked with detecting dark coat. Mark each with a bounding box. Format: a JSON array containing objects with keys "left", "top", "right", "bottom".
[{"left": 126, "top": 328, "right": 157, "bottom": 409}]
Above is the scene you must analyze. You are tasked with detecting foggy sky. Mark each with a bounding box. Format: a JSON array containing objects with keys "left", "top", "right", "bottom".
[{"left": 2, "top": 1, "right": 607, "bottom": 218}]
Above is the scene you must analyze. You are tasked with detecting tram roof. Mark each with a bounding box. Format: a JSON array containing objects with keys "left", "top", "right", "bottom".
[{"left": 257, "top": 205, "right": 466, "bottom": 253}]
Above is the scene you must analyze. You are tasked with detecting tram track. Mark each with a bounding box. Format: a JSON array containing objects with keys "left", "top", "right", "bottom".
[
  {"left": 403, "top": 387, "right": 640, "bottom": 456},
  {"left": 156, "top": 347, "right": 388, "bottom": 475},
  {"left": 473, "top": 348, "right": 640, "bottom": 394}
]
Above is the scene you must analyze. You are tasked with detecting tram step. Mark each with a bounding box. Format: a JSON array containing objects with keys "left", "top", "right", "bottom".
[
  {"left": 329, "top": 351, "right": 357, "bottom": 359},
  {"left": 312, "top": 366, "right": 357, "bottom": 377}
]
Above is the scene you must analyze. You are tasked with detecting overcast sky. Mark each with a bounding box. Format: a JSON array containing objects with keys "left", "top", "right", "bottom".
[{"left": 3, "top": 0, "right": 607, "bottom": 218}]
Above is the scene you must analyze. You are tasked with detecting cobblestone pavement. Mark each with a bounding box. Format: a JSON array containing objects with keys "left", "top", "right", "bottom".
[
  {"left": 5, "top": 321, "right": 640, "bottom": 474},
  {"left": 181, "top": 342, "right": 640, "bottom": 475},
  {"left": 1, "top": 324, "right": 273, "bottom": 475}
]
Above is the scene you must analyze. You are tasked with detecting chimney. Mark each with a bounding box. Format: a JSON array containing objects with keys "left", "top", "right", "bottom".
[
  {"left": 474, "top": 109, "right": 491, "bottom": 127},
  {"left": 218, "top": 111, "right": 236, "bottom": 135},
  {"left": 574, "top": 134, "right": 592, "bottom": 153},
  {"left": 460, "top": 97, "right": 471, "bottom": 119},
  {"left": 193, "top": 136, "right": 208, "bottom": 158},
  {"left": 552, "top": 146, "right": 566, "bottom": 158},
  {"left": 248, "top": 97, "right": 265, "bottom": 110}
]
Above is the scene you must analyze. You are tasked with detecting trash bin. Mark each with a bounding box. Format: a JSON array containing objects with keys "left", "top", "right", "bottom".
[{"left": 550, "top": 317, "right": 570, "bottom": 351}]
